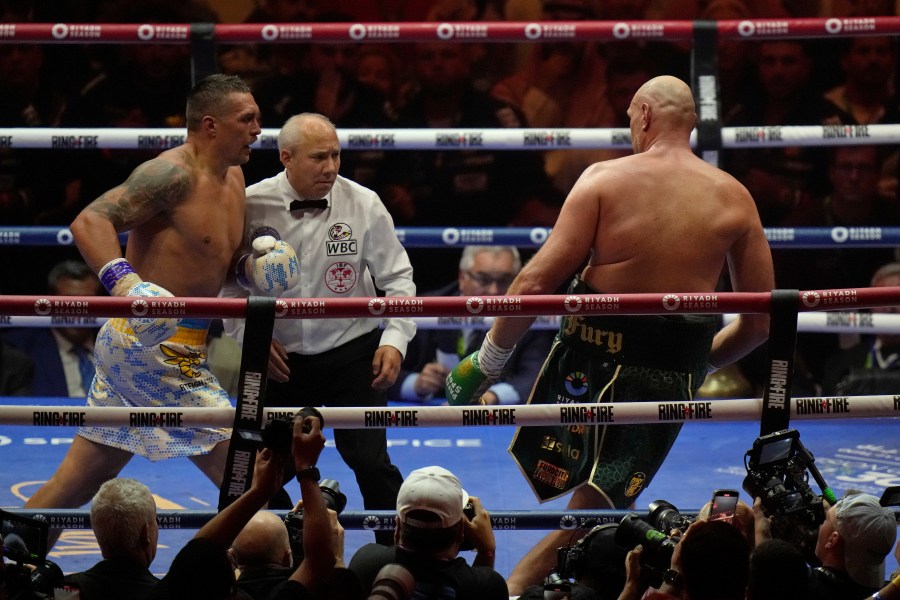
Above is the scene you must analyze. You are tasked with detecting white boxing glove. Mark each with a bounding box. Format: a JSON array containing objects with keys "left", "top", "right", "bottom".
[
  {"left": 99, "top": 258, "right": 178, "bottom": 346},
  {"left": 236, "top": 227, "right": 300, "bottom": 293}
]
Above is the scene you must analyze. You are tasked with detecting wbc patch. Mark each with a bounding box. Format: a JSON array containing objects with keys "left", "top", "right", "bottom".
[{"left": 326, "top": 222, "right": 358, "bottom": 256}]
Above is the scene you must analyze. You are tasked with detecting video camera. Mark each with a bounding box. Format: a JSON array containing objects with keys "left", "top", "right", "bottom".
[
  {"left": 613, "top": 501, "right": 694, "bottom": 589},
  {"left": 1, "top": 509, "right": 64, "bottom": 600},
  {"left": 742, "top": 428, "right": 833, "bottom": 562}
]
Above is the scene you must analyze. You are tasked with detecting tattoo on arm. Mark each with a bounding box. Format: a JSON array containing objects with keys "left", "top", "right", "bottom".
[{"left": 88, "top": 159, "right": 192, "bottom": 230}]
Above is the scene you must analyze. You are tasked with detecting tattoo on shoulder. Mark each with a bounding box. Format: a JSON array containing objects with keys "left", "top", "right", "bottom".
[{"left": 90, "top": 159, "right": 193, "bottom": 229}]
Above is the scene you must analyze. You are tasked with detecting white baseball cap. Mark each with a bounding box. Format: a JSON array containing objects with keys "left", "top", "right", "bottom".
[
  {"left": 397, "top": 466, "right": 469, "bottom": 529},
  {"left": 834, "top": 493, "right": 897, "bottom": 588}
]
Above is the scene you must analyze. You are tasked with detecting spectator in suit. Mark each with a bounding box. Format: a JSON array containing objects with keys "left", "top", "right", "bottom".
[
  {"left": 3, "top": 259, "right": 103, "bottom": 397},
  {"left": 390, "top": 246, "right": 555, "bottom": 405},
  {"left": 0, "top": 341, "right": 33, "bottom": 396},
  {"left": 774, "top": 145, "right": 900, "bottom": 387},
  {"left": 821, "top": 262, "right": 900, "bottom": 395}
]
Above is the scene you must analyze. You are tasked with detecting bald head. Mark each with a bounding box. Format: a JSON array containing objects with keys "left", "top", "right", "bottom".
[
  {"left": 231, "top": 511, "right": 292, "bottom": 569},
  {"left": 633, "top": 76, "right": 696, "bottom": 131}
]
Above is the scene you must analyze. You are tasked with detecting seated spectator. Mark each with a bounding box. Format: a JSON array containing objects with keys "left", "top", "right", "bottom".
[
  {"left": 0, "top": 341, "right": 33, "bottom": 396},
  {"left": 747, "top": 538, "right": 811, "bottom": 600},
  {"left": 821, "top": 262, "right": 900, "bottom": 395},
  {"left": 722, "top": 40, "right": 829, "bottom": 227},
  {"left": 3, "top": 259, "right": 103, "bottom": 398},
  {"left": 63, "top": 1, "right": 218, "bottom": 205},
  {"left": 0, "top": 2, "right": 85, "bottom": 230},
  {"left": 348, "top": 465, "right": 508, "bottom": 599},
  {"left": 149, "top": 411, "right": 337, "bottom": 600},
  {"left": 808, "top": 493, "right": 897, "bottom": 600},
  {"left": 822, "top": 36, "right": 900, "bottom": 126},
  {"left": 390, "top": 40, "right": 555, "bottom": 289},
  {"left": 491, "top": 0, "right": 609, "bottom": 132},
  {"left": 63, "top": 478, "right": 160, "bottom": 600},
  {"left": 542, "top": 48, "right": 657, "bottom": 196},
  {"left": 774, "top": 145, "right": 900, "bottom": 387},
  {"left": 391, "top": 246, "right": 554, "bottom": 405},
  {"left": 618, "top": 519, "right": 750, "bottom": 600}
]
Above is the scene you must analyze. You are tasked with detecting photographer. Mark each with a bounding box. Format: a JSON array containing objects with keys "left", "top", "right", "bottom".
[
  {"left": 149, "top": 410, "right": 337, "bottom": 600},
  {"left": 518, "top": 523, "right": 628, "bottom": 600},
  {"left": 233, "top": 504, "right": 348, "bottom": 600},
  {"left": 348, "top": 466, "right": 507, "bottom": 599},
  {"left": 806, "top": 493, "right": 897, "bottom": 600},
  {"left": 230, "top": 510, "right": 293, "bottom": 600},
  {"left": 617, "top": 519, "right": 750, "bottom": 600}
]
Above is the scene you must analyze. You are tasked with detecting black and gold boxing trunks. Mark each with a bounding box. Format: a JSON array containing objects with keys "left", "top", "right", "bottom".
[{"left": 508, "top": 278, "right": 718, "bottom": 506}]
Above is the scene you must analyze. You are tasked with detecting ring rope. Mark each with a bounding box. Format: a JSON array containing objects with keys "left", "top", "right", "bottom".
[
  {"left": 5, "top": 507, "right": 898, "bottom": 531},
  {"left": 2, "top": 312, "right": 899, "bottom": 335},
  {"left": 4, "top": 508, "right": 648, "bottom": 531},
  {"left": 5, "top": 396, "right": 897, "bottom": 428},
  {"left": 0, "top": 124, "right": 895, "bottom": 150},
  {"left": 0, "top": 225, "right": 894, "bottom": 249},
  {"left": 0, "top": 288, "right": 891, "bottom": 320},
  {"left": 2, "top": 17, "right": 898, "bottom": 44}
]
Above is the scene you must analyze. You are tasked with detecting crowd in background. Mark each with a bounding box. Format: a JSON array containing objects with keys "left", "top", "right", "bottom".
[{"left": 3, "top": 0, "right": 900, "bottom": 395}]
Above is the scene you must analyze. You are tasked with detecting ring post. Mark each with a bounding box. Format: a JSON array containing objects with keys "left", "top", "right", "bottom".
[
  {"left": 189, "top": 22, "right": 217, "bottom": 84},
  {"left": 759, "top": 289, "right": 800, "bottom": 436},
  {"left": 217, "top": 296, "right": 276, "bottom": 510},
  {"left": 690, "top": 19, "right": 722, "bottom": 167}
]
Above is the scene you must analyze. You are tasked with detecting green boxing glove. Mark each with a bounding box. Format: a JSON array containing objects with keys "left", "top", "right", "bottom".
[{"left": 445, "top": 333, "right": 515, "bottom": 406}]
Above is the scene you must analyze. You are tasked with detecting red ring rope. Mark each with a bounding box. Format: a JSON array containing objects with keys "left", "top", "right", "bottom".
[
  {"left": 0, "top": 287, "right": 895, "bottom": 319},
  {"left": 3, "top": 17, "right": 900, "bottom": 44}
]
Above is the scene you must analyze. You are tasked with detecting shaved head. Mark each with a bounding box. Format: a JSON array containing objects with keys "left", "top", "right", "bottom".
[
  {"left": 628, "top": 75, "right": 697, "bottom": 152},
  {"left": 633, "top": 75, "right": 697, "bottom": 132},
  {"left": 231, "top": 510, "right": 291, "bottom": 568}
]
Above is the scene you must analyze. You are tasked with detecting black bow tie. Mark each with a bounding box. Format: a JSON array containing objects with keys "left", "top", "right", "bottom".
[{"left": 290, "top": 198, "right": 328, "bottom": 210}]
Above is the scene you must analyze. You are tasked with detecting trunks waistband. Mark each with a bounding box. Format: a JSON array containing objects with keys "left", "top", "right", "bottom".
[
  {"left": 560, "top": 277, "right": 718, "bottom": 371},
  {"left": 109, "top": 317, "right": 210, "bottom": 346}
]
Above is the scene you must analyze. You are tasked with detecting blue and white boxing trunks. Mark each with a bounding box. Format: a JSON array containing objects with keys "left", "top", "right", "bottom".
[{"left": 78, "top": 318, "right": 232, "bottom": 461}]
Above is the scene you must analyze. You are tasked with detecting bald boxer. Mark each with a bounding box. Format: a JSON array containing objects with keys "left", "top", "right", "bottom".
[
  {"left": 446, "top": 75, "right": 775, "bottom": 593},
  {"left": 24, "top": 74, "right": 262, "bottom": 541}
]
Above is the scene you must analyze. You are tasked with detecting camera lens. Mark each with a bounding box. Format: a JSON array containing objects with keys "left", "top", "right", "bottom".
[
  {"left": 647, "top": 500, "right": 693, "bottom": 532},
  {"left": 319, "top": 479, "right": 348, "bottom": 513},
  {"left": 368, "top": 563, "right": 414, "bottom": 600},
  {"left": 615, "top": 513, "right": 678, "bottom": 588}
]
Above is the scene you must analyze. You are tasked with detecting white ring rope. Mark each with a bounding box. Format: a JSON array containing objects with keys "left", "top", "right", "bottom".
[
  {"left": 1, "top": 312, "right": 899, "bottom": 334},
  {"left": 4, "top": 396, "right": 896, "bottom": 429},
  {"left": 0, "top": 124, "right": 896, "bottom": 150}
]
